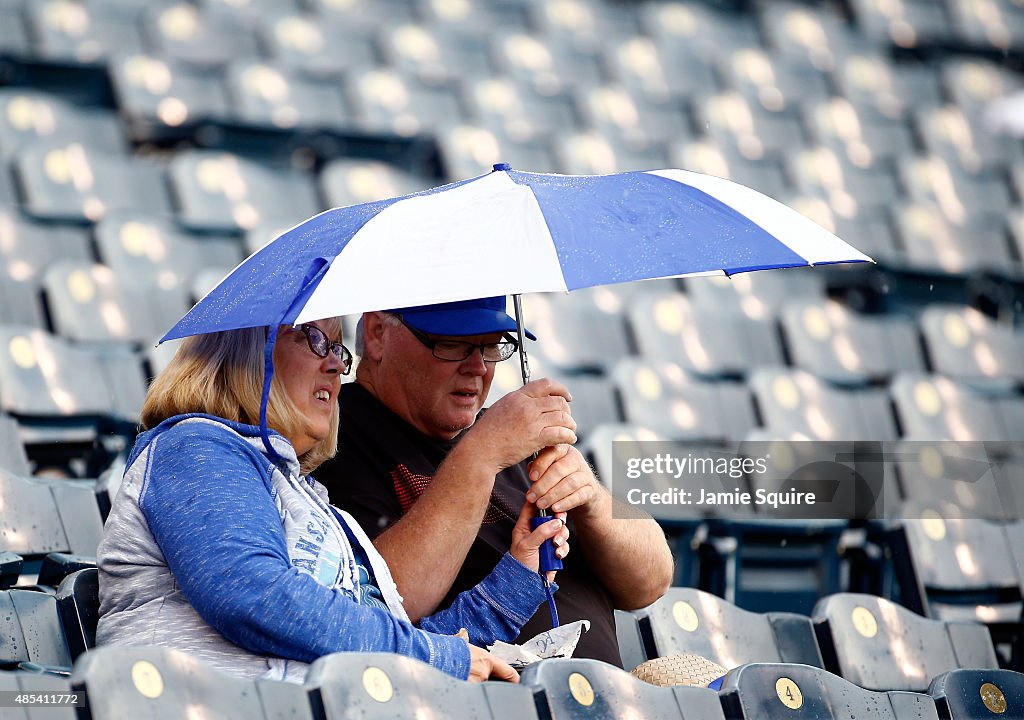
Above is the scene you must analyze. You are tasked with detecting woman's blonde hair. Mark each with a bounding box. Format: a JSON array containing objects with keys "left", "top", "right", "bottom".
[{"left": 142, "top": 320, "right": 342, "bottom": 474}]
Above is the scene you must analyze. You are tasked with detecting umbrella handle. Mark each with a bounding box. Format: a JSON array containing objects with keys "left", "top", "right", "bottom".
[{"left": 530, "top": 517, "right": 564, "bottom": 573}]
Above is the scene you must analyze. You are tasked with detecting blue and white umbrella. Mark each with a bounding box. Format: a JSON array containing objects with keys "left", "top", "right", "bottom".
[{"left": 163, "top": 164, "right": 871, "bottom": 342}]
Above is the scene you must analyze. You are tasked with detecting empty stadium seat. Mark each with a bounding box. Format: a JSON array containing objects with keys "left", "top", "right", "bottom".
[
  {"left": 15, "top": 140, "right": 172, "bottom": 222},
  {"left": 437, "top": 124, "right": 559, "bottom": 181},
  {"left": 377, "top": 22, "right": 495, "bottom": 85},
  {"left": 55, "top": 567, "right": 98, "bottom": 662},
  {"left": 757, "top": 1, "right": 866, "bottom": 71},
  {"left": 521, "top": 657, "right": 725, "bottom": 720},
  {"left": 694, "top": 91, "right": 807, "bottom": 164},
  {"left": 169, "top": 150, "right": 320, "bottom": 232},
  {"left": 682, "top": 269, "right": 826, "bottom": 320},
  {"left": 948, "top": 0, "right": 1024, "bottom": 52},
  {"left": 719, "top": 662, "right": 941, "bottom": 720},
  {"left": 492, "top": 30, "right": 606, "bottom": 96},
  {"left": 929, "top": 668, "right": 1024, "bottom": 719},
  {"left": 521, "top": 291, "right": 632, "bottom": 372},
  {"left": 0, "top": 207, "right": 92, "bottom": 283},
  {"left": 847, "top": 0, "right": 953, "bottom": 50},
  {"left": 636, "top": 587, "right": 825, "bottom": 670},
  {"left": 611, "top": 358, "right": 756, "bottom": 441},
  {"left": 629, "top": 292, "right": 785, "bottom": 378},
  {"left": 72, "top": 644, "right": 315, "bottom": 719},
  {"left": 0, "top": 413, "right": 30, "bottom": 476},
  {"left": 804, "top": 98, "right": 916, "bottom": 172},
  {"left": 899, "top": 155, "right": 1012, "bottom": 229},
  {"left": 43, "top": 261, "right": 191, "bottom": 346},
  {"left": 888, "top": 499, "right": 1023, "bottom": 625},
  {"left": 348, "top": 68, "right": 467, "bottom": 137},
  {"left": 0, "top": 89, "right": 126, "bottom": 158},
  {"left": 319, "top": 158, "right": 431, "bottom": 209},
  {"left": 669, "top": 140, "right": 789, "bottom": 200},
  {"left": 779, "top": 299, "right": 925, "bottom": 384},
  {"left": 603, "top": 35, "right": 714, "bottom": 106},
  {"left": 224, "top": 60, "right": 353, "bottom": 131},
  {"left": 108, "top": 53, "right": 232, "bottom": 140},
  {"left": 890, "top": 373, "right": 1010, "bottom": 441},
  {"left": 719, "top": 47, "right": 832, "bottom": 118},
  {"left": 0, "top": 588, "right": 73, "bottom": 670},
  {"left": 831, "top": 52, "right": 944, "bottom": 121},
  {"left": 574, "top": 84, "right": 691, "bottom": 148},
  {"left": 942, "top": 57, "right": 1023, "bottom": 118},
  {"left": 813, "top": 593, "right": 998, "bottom": 692},
  {"left": 305, "top": 651, "right": 533, "bottom": 720},
  {"left": 24, "top": 0, "right": 146, "bottom": 64},
  {"left": 463, "top": 76, "right": 579, "bottom": 144},
  {"left": 917, "top": 105, "right": 1023, "bottom": 175},
  {"left": 920, "top": 306, "right": 1024, "bottom": 387},
  {"left": 140, "top": 2, "right": 261, "bottom": 69},
  {"left": 640, "top": 1, "right": 760, "bottom": 66},
  {"left": 892, "top": 202, "right": 1014, "bottom": 276},
  {"left": 257, "top": 11, "right": 376, "bottom": 80},
  {"left": 786, "top": 146, "right": 902, "bottom": 220},
  {"left": 750, "top": 368, "right": 899, "bottom": 440}
]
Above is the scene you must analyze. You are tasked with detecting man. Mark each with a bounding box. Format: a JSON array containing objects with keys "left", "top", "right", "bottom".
[{"left": 316, "top": 296, "right": 673, "bottom": 666}]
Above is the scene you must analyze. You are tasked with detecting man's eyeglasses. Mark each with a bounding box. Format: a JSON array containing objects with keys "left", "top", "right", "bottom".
[
  {"left": 296, "top": 324, "right": 353, "bottom": 374},
  {"left": 399, "top": 319, "right": 519, "bottom": 363}
]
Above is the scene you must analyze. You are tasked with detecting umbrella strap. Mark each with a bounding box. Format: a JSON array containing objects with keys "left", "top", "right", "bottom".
[{"left": 260, "top": 325, "right": 285, "bottom": 464}]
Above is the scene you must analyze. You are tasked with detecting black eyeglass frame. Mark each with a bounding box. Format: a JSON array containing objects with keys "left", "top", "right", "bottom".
[
  {"left": 295, "top": 323, "right": 353, "bottom": 375},
  {"left": 398, "top": 318, "right": 519, "bottom": 363}
]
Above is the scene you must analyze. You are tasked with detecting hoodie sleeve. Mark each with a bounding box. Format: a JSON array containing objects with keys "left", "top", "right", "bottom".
[
  {"left": 137, "top": 424, "right": 470, "bottom": 680},
  {"left": 417, "top": 552, "right": 553, "bottom": 647}
]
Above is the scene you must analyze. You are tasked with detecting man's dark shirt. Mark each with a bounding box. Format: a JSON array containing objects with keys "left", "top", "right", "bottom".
[{"left": 316, "top": 382, "right": 621, "bottom": 666}]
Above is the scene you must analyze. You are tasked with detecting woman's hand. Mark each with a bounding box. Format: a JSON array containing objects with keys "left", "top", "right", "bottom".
[
  {"left": 510, "top": 501, "right": 569, "bottom": 584},
  {"left": 467, "top": 644, "right": 519, "bottom": 682}
]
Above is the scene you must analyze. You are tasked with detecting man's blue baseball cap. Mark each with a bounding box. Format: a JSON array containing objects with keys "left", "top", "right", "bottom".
[{"left": 387, "top": 296, "right": 537, "bottom": 340}]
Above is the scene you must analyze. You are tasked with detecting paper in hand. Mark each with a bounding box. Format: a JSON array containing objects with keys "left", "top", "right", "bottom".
[{"left": 487, "top": 620, "right": 590, "bottom": 669}]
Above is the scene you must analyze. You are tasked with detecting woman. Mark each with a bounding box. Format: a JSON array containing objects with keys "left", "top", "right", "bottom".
[{"left": 96, "top": 319, "right": 568, "bottom": 683}]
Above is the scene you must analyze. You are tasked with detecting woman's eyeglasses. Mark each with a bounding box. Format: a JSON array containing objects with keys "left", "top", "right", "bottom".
[{"left": 296, "top": 324, "right": 353, "bottom": 374}]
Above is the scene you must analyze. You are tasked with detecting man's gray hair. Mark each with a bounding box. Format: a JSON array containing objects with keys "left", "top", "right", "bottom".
[{"left": 354, "top": 311, "right": 401, "bottom": 357}]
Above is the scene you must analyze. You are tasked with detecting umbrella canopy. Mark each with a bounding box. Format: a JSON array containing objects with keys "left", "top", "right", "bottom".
[{"left": 162, "top": 164, "right": 871, "bottom": 343}]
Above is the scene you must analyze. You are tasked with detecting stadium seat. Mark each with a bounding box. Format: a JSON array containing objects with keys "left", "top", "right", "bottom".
[
  {"left": 348, "top": 67, "right": 467, "bottom": 137},
  {"left": 890, "top": 373, "right": 1009, "bottom": 441},
  {"left": 437, "top": 124, "right": 559, "bottom": 181},
  {"left": 718, "top": 47, "right": 832, "bottom": 118},
  {"left": 377, "top": 22, "right": 496, "bottom": 84},
  {"left": 319, "top": 158, "right": 431, "bottom": 208},
  {"left": 719, "top": 662, "right": 941, "bottom": 720},
  {"left": 307, "top": 0, "right": 419, "bottom": 27},
  {"left": 169, "top": 149, "right": 320, "bottom": 232},
  {"left": 786, "top": 146, "right": 902, "bottom": 220},
  {"left": 831, "top": 52, "right": 945, "bottom": 121},
  {"left": 611, "top": 358, "right": 756, "bottom": 441},
  {"left": 635, "top": 587, "right": 825, "bottom": 670},
  {"left": 0, "top": 2, "right": 31, "bottom": 59},
  {"left": 0, "top": 588, "right": 73, "bottom": 670},
  {"left": 887, "top": 499, "right": 1023, "bottom": 624},
  {"left": 140, "top": 2, "right": 261, "bottom": 69},
  {"left": 108, "top": 53, "right": 232, "bottom": 140},
  {"left": 779, "top": 299, "right": 925, "bottom": 384},
  {"left": 812, "top": 593, "right": 998, "bottom": 691},
  {"left": 224, "top": 60, "right": 353, "bottom": 131},
  {"left": 947, "top": 0, "right": 1024, "bottom": 52},
  {"left": 0, "top": 326, "right": 115, "bottom": 422},
  {"left": 15, "top": 140, "right": 172, "bottom": 222},
  {"left": 669, "top": 140, "right": 789, "bottom": 200},
  {"left": 682, "top": 269, "right": 825, "bottom": 320},
  {"left": 23, "top": 0, "right": 146, "bottom": 64},
  {"left": 603, "top": 35, "right": 715, "bottom": 106},
  {"left": 463, "top": 76, "right": 580, "bottom": 143},
  {"left": 0, "top": 89, "right": 127, "bottom": 158},
  {"left": 942, "top": 57, "right": 1023, "bottom": 119},
  {"left": 54, "top": 567, "right": 98, "bottom": 662},
  {"left": 847, "top": 0, "right": 954, "bottom": 50},
  {"left": 640, "top": 1, "right": 760, "bottom": 66},
  {"left": 0, "top": 413, "right": 30, "bottom": 476},
  {"left": 257, "top": 11, "right": 376, "bottom": 80},
  {"left": 629, "top": 292, "right": 785, "bottom": 378},
  {"left": 521, "top": 291, "right": 632, "bottom": 373},
  {"left": 531, "top": 0, "right": 639, "bottom": 52},
  {"left": 521, "top": 657, "right": 725, "bottom": 720},
  {"left": 492, "top": 30, "right": 606, "bottom": 96},
  {"left": 574, "top": 84, "right": 692, "bottom": 148},
  {"left": 891, "top": 202, "right": 1014, "bottom": 276},
  {"left": 0, "top": 551, "right": 21, "bottom": 589},
  {"left": 899, "top": 155, "right": 1012, "bottom": 228},
  {"left": 929, "top": 668, "right": 1024, "bottom": 719},
  {"left": 0, "top": 207, "right": 92, "bottom": 283},
  {"left": 0, "top": 275, "right": 46, "bottom": 330},
  {"left": 750, "top": 368, "right": 899, "bottom": 440},
  {"left": 94, "top": 212, "right": 242, "bottom": 291},
  {"left": 306, "top": 651, "right": 534, "bottom": 720},
  {"left": 551, "top": 373, "right": 621, "bottom": 441},
  {"left": 916, "top": 105, "right": 1023, "bottom": 176},
  {"left": 919, "top": 306, "right": 1024, "bottom": 387},
  {"left": 694, "top": 91, "right": 807, "bottom": 164},
  {"left": 552, "top": 129, "right": 669, "bottom": 175},
  {"left": 804, "top": 98, "right": 916, "bottom": 172},
  {"left": 757, "top": 1, "right": 867, "bottom": 71},
  {"left": 43, "top": 260, "right": 191, "bottom": 346},
  {"left": 72, "top": 644, "right": 315, "bottom": 719}
]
